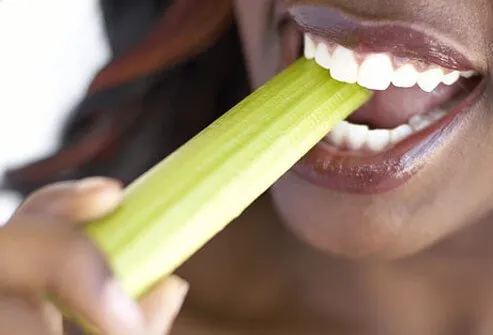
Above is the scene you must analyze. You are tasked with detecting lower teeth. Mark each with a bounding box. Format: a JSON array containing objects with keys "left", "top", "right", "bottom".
[{"left": 324, "top": 108, "right": 447, "bottom": 153}]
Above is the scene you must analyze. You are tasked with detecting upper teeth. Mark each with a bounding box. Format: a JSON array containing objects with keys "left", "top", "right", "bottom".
[{"left": 304, "top": 34, "right": 477, "bottom": 92}]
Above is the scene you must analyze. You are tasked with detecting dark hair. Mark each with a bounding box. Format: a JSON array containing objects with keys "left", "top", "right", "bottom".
[{"left": 5, "top": 0, "right": 249, "bottom": 196}]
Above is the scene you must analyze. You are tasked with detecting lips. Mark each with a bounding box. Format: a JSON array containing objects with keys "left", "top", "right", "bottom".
[
  {"left": 289, "top": 4, "right": 476, "bottom": 71},
  {"left": 279, "top": 4, "right": 486, "bottom": 194}
]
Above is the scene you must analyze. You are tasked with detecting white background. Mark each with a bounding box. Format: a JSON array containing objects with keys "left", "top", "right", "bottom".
[{"left": 0, "top": 0, "right": 110, "bottom": 222}]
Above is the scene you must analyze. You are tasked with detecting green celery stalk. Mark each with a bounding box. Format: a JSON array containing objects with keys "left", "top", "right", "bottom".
[{"left": 83, "top": 58, "right": 371, "bottom": 300}]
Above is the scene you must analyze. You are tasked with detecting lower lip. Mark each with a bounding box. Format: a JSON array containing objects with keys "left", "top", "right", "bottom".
[{"left": 292, "top": 79, "right": 487, "bottom": 194}]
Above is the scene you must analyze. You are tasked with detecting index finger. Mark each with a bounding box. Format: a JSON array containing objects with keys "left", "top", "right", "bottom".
[{"left": 15, "top": 178, "right": 123, "bottom": 223}]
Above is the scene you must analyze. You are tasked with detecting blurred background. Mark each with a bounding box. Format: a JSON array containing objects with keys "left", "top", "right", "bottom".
[{"left": 0, "top": 0, "right": 110, "bottom": 221}]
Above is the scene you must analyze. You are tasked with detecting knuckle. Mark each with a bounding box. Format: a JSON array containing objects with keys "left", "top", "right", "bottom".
[
  {"left": 15, "top": 178, "right": 122, "bottom": 222},
  {"left": 26, "top": 181, "right": 76, "bottom": 200},
  {"left": 15, "top": 182, "right": 77, "bottom": 215}
]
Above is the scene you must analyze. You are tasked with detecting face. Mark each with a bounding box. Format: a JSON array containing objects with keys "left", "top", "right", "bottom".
[{"left": 234, "top": 0, "right": 493, "bottom": 259}]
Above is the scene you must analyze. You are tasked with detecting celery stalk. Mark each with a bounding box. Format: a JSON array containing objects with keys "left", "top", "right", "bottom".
[{"left": 84, "top": 58, "right": 371, "bottom": 299}]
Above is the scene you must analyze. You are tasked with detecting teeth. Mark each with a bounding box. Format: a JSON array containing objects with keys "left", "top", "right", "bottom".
[
  {"left": 325, "top": 107, "right": 448, "bottom": 153},
  {"left": 357, "top": 54, "right": 393, "bottom": 90},
  {"left": 390, "top": 125, "right": 413, "bottom": 144},
  {"left": 327, "top": 122, "right": 392, "bottom": 152},
  {"left": 392, "top": 64, "right": 419, "bottom": 88},
  {"left": 417, "top": 68, "right": 444, "bottom": 93},
  {"left": 366, "top": 129, "right": 391, "bottom": 152},
  {"left": 460, "top": 70, "right": 476, "bottom": 78},
  {"left": 346, "top": 124, "right": 369, "bottom": 150},
  {"left": 442, "top": 71, "right": 460, "bottom": 86},
  {"left": 409, "top": 114, "right": 433, "bottom": 131},
  {"left": 408, "top": 115, "right": 424, "bottom": 130},
  {"left": 305, "top": 33, "right": 477, "bottom": 94},
  {"left": 430, "top": 110, "right": 447, "bottom": 121},
  {"left": 330, "top": 46, "right": 359, "bottom": 84},
  {"left": 314, "top": 43, "right": 332, "bottom": 69},
  {"left": 305, "top": 33, "right": 468, "bottom": 153},
  {"left": 327, "top": 121, "right": 350, "bottom": 147},
  {"left": 304, "top": 34, "right": 316, "bottom": 59},
  {"left": 326, "top": 122, "right": 370, "bottom": 151}
]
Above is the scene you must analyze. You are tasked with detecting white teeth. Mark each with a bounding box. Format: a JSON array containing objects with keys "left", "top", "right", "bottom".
[
  {"left": 314, "top": 43, "right": 332, "bottom": 69},
  {"left": 392, "top": 64, "right": 419, "bottom": 88},
  {"left": 460, "top": 70, "right": 476, "bottom": 78},
  {"left": 366, "top": 129, "right": 391, "bottom": 152},
  {"left": 304, "top": 33, "right": 477, "bottom": 93},
  {"left": 389, "top": 125, "right": 413, "bottom": 144},
  {"left": 327, "top": 121, "right": 350, "bottom": 146},
  {"left": 408, "top": 115, "right": 423, "bottom": 130},
  {"left": 442, "top": 71, "right": 460, "bottom": 86},
  {"left": 330, "top": 46, "right": 359, "bottom": 84},
  {"left": 346, "top": 124, "right": 369, "bottom": 150},
  {"left": 306, "top": 33, "right": 466, "bottom": 153},
  {"left": 416, "top": 119, "right": 434, "bottom": 131},
  {"left": 325, "top": 109, "right": 446, "bottom": 153},
  {"left": 429, "top": 109, "right": 447, "bottom": 121},
  {"left": 304, "top": 34, "right": 316, "bottom": 59},
  {"left": 417, "top": 68, "right": 444, "bottom": 93},
  {"left": 357, "top": 54, "right": 393, "bottom": 90},
  {"left": 409, "top": 114, "right": 433, "bottom": 131}
]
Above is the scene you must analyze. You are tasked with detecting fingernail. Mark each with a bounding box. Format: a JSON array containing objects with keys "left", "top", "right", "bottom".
[
  {"left": 142, "top": 276, "right": 189, "bottom": 334},
  {"left": 167, "top": 276, "right": 190, "bottom": 300},
  {"left": 76, "top": 177, "right": 111, "bottom": 191},
  {"left": 161, "top": 276, "right": 189, "bottom": 315},
  {"left": 103, "top": 280, "right": 145, "bottom": 334}
]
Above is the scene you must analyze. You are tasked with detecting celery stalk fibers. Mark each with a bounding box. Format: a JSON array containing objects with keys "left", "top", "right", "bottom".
[{"left": 83, "top": 58, "right": 371, "bottom": 299}]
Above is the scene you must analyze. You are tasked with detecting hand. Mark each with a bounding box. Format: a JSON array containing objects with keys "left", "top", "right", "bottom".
[{"left": 0, "top": 177, "right": 188, "bottom": 335}]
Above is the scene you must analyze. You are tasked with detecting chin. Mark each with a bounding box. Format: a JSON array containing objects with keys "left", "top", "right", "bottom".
[{"left": 270, "top": 169, "right": 491, "bottom": 261}]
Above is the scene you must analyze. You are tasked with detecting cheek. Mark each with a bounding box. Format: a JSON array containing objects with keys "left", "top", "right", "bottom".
[{"left": 234, "top": 0, "right": 282, "bottom": 88}]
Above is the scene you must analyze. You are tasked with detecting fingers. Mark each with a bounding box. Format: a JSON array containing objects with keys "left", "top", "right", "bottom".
[
  {"left": 15, "top": 177, "right": 124, "bottom": 223},
  {"left": 1, "top": 177, "right": 187, "bottom": 334},
  {"left": 41, "top": 302, "right": 64, "bottom": 335},
  {"left": 139, "top": 276, "right": 189, "bottom": 335},
  {"left": 62, "top": 276, "right": 189, "bottom": 335},
  {"left": 0, "top": 295, "right": 61, "bottom": 335},
  {"left": 0, "top": 221, "right": 145, "bottom": 335}
]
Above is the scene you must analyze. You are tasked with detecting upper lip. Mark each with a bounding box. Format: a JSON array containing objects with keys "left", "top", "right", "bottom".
[{"left": 288, "top": 4, "right": 478, "bottom": 72}]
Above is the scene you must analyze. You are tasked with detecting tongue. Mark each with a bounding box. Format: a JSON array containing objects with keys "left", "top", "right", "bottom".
[{"left": 348, "top": 83, "right": 463, "bottom": 129}]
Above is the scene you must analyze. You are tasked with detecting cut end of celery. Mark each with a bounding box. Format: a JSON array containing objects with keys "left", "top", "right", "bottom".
[{"left": 82, "top": 58, "right": 371, "bottom": 300}]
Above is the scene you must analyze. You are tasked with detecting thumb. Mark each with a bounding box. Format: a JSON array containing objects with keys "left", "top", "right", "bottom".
[{"left": 139, "top": 276, "right": 189, "bottom": 335}]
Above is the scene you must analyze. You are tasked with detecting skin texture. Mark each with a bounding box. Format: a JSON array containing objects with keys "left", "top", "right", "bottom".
[
  {"left": 0, "top": 178, "right": 188, "bottom": 335},
  {"left": 170, "top": 0, "right": 493, "bottom": 334},
  {"left": 240, "top": 0, "right": 493, "bottom": 259}
]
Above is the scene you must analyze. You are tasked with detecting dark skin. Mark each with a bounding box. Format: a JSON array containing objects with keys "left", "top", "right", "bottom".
[
  {"left": 172, "top": 1, "right": 493, "bottom": 334},
  {"left": 3, "top": 0, "right": 493, "bottom": 334},
  {"left": 0, "top": 179, "right": 189, "bottom": 335},
  {"left": 271, "top": 0, "right": 493, "bottom": 259}
]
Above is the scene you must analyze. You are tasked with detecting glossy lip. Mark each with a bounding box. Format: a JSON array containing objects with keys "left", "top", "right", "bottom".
[
  {"left": 292, "top": 78, "right": 486, "bottom": 194},
  {"left": 288, "top": 5, "right": 478, "bottom": 72},
  {"left": 277, "top": 4, "right": 486, "bottom": 194}
]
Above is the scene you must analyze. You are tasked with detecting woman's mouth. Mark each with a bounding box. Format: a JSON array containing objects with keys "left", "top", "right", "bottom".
[
  {"left": 305, "top": 33, "right": 480, "bottom": 153},
  {"left": 281, "top": 5, "right": 486, "bottom": 194}
]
